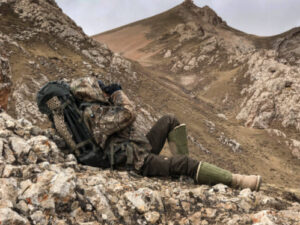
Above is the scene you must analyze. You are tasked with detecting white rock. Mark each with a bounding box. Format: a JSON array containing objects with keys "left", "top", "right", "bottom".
[
  {"left": 16, "top": 200, "right": 29, "bottom": 214},
  {"left": 239, "top": 188, "right": 253, "bottom": 198},
  {"left": 5, "top": 119, "right": 15, "bottom": 129},
  {"left": 251, "top": 210, "right": 276, "bottom": 225},
  {"left": 2, "top": 165, "right": 23, "bottom": 178},
  {"left": 164, "top": 50, "right": 172, "bottom": 58},
  {"left": 144, "top": 211, "right": 160, "bottom": 224},
  {"left": 212, "top": 184, "right": 228, "bottom": 193},
  {"left": 31, "top": 210, "right": 47, "bottom": 224},
  {"left": 84, "top": 185, "right": 116, "bottom": 221},
  {"left": 3, "top": 147, "right": 16, "bottom": 164},
  {"left": 10, "top": 136, "right": 31, "bottom": 157},
  {"left": 50, "top": 168, "right": 76, "bottom": 200},
  {"left": 27, "top": 150, "right": 38, "bottom": 164},
  {"left": 0, "top": 208, "right": 29, "bottom": 225},
  {"left": 217, "top": 113, "right": 228, "bottom": 120},
  {"left": 0, "top": 199, "right": 13, "bottom": 209},
  {"left": 20, "top": 170, "right": 56, "bottom": 208},
  {"left": 125, "top": 188, "right": 164, "bottom": 213}
]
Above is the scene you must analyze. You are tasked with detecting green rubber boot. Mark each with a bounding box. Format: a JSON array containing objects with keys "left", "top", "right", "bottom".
[
  {"left": 167, "top": 124, "right": 189, "bottom": 155},
  {"left": 195, "top": 162, "right": 232, "bottom": 186}
]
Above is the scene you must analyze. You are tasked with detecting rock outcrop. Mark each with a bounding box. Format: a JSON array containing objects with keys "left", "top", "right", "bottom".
[
  {"left": 0, "top": 57, "right": 11, "bottom": 111},
  {"left": 0, "top": 0, "right": 134, "bottom": 123},
  {"left": 1, "top": 112, "right": 300, "bottom": 224}
]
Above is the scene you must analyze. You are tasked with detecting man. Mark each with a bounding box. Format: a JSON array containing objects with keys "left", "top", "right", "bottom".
[{"left": 68, "top": 77, "right": 261, "bottom": 191}]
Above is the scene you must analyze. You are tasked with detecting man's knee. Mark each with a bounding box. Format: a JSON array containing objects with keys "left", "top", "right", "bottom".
[
  {"left": 169, "top": 155, "right": 199, "bottom": 177},
  {"left": 140, "top": 154, "right": 199, "bottom": 178},
  {"left": 140, "top": 154, "right": 171, "bottom": 177},
  {"left": 160, "top": 114, "right": 180, "bottom": 129}
]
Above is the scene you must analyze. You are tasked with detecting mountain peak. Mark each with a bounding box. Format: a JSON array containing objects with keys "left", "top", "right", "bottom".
[
  {"left": 182, "top": 0, "right": 198, "bottom": 9},
  {"left": 183, "top": 0, "right": 195, "bottom": 6},
  {"left": 180, "top": 1, "right": 224, "bottom": 26}
]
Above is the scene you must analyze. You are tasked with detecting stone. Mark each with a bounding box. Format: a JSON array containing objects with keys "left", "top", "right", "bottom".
[
  {"left": 0, "top": 208, "right": 29, "bottom": 224},
  {"left": 5, "top": 119, "right": 15, "bottom": 129},
  {"left": 239, "top": 188, "right": 253, "bottom": 198},
  {"left": 239, "top": 198, "right": 253, "bottom": 213},
  {"left": 0, "top": 199, "right": 13, "bottom": 209},
  {"left": 31, "top": 210, "right": 47, "bottom": 224},
  {"left": 164, "top": 50, "right": 172, "bottom": 58},
  {"left": 27, "top": 150, "right": 38, "bottom": 164},
  {"left": 144, "top": 211, "right": 160, "bottom": 224},
  {"left": 2, "top": 165, "right": 23, "bottom": 178},
  {"left": 19, "top": 170, "right": 56, "bottom": 209},
  {"left": 84, "top": 185, "right": 116, "bottom": 221},
  {"left": 125, "top": 188, "right": 164, "bottom": 213},
  {"left": 3, "top": 147, "right": 16, "bottom": 164},
  {"left": 9, "top": 136, "right": 31, "bottom": 157},
  {"left": 16, "top": 200, "right": 29, "bottom": 214},
  {"left": 30, "top": 126, "right": 44, "bottom": 136},
  {"left": 212, "top": 184, "right": 228, "bottom": 193},
  {"left": 217, "top": 113, "right": 228, "bottom": 120},
  {"left": 181, "top": 201, "right": 190, "bottom": 212},
  {"left": 26, "top": 135, "right": 63, "bottom": 163},
  {"left": 278, "top": 209, "right": 300, "bottom": 222},
  {"left": 189, "top": 211, "right": 202, "bottom": 225},
  {"left": 203, "top": 208, "right": 217, "bottom": 218},
  {"left": 49, "top": 167, "right": 76, "bottom": 201},
  {"left": 251, "top": 210, "right": 277, "bottom": 225}
]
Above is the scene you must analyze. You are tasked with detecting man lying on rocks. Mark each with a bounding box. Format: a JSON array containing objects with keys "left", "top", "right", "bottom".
[{"left": 38, "top": 77, "right": 261, "bottom": 191}]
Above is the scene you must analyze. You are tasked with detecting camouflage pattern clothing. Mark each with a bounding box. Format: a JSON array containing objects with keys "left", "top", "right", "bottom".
[{"left": 70, "top": 77, "right": 152, "bottom": 170}]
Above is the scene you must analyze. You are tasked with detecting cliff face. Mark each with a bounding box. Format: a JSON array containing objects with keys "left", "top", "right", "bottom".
[{"left": 1, "top": 1, "right": 300, "bottom": 224}]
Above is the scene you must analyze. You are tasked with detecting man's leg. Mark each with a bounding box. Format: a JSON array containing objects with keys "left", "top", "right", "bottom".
[
  {"left": 140, "top": 154, "right": 199, "bottom": 178},
  {"left": 140, "top": 154, "right": 261, "bottom": 191},
  {"left": 146, "top": 115, "right": 180, "bottom": 155}
]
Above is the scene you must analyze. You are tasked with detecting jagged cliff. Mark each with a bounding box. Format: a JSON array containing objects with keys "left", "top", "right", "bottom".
[{"left": 1, "top": 0, "right": 300, "bottom": 224}]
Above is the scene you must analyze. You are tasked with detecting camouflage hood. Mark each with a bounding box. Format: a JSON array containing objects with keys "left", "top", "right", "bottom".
[{"left": 70, "top": 77, "right": 108, "bottom": 103}]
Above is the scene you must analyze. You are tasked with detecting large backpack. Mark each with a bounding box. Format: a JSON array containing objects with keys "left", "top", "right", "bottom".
[{"left": 36, "top": 81, "right": 109, "bottom": 168}]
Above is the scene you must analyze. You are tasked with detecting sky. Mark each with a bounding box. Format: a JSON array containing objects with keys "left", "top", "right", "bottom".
[{"left": 56, "top": 0, "right": 300, "bottom": 37}]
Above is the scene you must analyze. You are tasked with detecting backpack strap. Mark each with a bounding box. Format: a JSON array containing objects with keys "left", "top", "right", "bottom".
[{"left": 47, "top": 96, "right": 81, "bottom": 157}]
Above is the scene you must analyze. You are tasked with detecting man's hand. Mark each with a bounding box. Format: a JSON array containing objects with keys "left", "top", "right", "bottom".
[{"left": 103, "top": 83, "right": 122, "bottom": 95}]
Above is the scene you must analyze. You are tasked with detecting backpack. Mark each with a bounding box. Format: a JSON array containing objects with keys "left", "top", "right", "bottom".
[{"left": 36, "top": 80, "right": 110, "bottom": 168}]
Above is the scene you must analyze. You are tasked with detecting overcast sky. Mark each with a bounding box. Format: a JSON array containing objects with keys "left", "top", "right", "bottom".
[{"left": 56, "top": 0, "right": 300, "bottom": 37}]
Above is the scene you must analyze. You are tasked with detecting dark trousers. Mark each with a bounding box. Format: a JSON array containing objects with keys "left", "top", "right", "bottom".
[{"left": 141, "top": 115, "right": 199, "bottom": 179}]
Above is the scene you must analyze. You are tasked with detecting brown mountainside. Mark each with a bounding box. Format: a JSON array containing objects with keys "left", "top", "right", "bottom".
[{"left": 94, "top": 1, "right": 300, "bottom": 190}]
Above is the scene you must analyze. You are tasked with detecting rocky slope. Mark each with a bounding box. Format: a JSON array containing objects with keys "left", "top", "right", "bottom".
[
  {"left": 1, "top": 112, "right": 300, "bottom": 225},
  {"left": 0, "top": 0, "right": 154, "bottom": 127},
  {"left": 1, "top": 0, "right": 300, "bottom": 224}
]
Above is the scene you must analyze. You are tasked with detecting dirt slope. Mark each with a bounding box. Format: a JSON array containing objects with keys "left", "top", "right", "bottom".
[{"left": 94, "top": 0, "right": 300, "bottom": 191}]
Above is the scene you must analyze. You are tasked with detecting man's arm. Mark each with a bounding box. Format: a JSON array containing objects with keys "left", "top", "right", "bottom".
[
  {"left": 84, "top": 89, "right": 136, "bottom": 137},
  {"left": 103, "top": 89, "right": 136, "bottom": 134}
]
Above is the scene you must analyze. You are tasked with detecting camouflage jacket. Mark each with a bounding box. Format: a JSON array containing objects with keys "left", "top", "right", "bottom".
[{"left": 70, "top": 77, "right": 151, "bottom": 170}]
